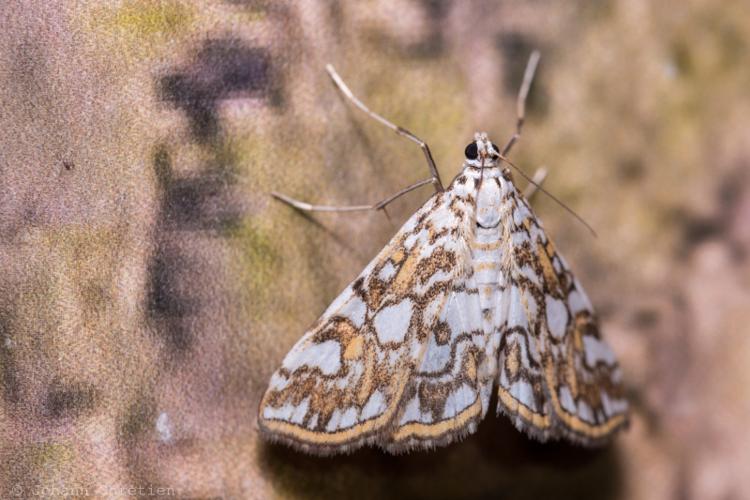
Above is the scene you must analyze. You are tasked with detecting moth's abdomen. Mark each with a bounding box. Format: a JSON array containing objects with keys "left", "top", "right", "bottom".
[{"left": 470, "top": 227, "right": 505, "bottom": 322}]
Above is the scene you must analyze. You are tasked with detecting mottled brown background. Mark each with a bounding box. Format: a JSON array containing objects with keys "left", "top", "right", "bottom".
[{"left": 1, "top": 1, "right": 749, "bottom": 499}]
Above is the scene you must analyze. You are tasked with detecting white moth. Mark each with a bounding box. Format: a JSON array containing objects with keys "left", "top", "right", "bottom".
[{"left": 259, "top": 52, "right": 628, "bottom": 455}]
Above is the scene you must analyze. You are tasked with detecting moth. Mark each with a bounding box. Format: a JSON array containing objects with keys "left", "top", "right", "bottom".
[{"left": 259, "top": 52, "right": 628, "bottom": 455}]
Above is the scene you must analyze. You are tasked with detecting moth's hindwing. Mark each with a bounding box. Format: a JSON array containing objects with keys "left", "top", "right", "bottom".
[
  {"left": 258, "top": 186, "right": 488, "bottom": 454},
  {"left": 496, "top": 184, "right": 629, "bottom": 445}
]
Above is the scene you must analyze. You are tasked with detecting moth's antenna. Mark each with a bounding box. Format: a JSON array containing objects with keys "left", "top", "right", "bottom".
[
  {"left": 501, "top": 50, "right": 541, "bottom": 157},
  {"left": 497, "top": 50, "right": 595, "bottom": 236},
  {"left": 498, "top": 154, "right": 598, "bottom": 238}
]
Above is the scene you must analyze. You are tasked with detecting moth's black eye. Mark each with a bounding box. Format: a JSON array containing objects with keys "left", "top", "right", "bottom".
[
  {"left": 491, "top": 143, "right": 500, "bottom": 156},
  {"left": 464, "top": 142, "right": 478, "bottom": 160}
]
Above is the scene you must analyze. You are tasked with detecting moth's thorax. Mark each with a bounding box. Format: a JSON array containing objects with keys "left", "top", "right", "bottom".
[
  {"left": 448, "top": 165, "right": 512, "bottom": 229},
  {"left": 476, "top": 175, "right": 504, "bottom": 229}
]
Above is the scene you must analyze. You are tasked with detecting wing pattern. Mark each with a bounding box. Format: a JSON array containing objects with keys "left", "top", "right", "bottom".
[
  {"left": 259, "top": 183, "right": 491, "bottom": 454},
  {"left": 260, "top": 168, "right": 628, "bottom": 454},
  {"left": 496, "top": 182, "right": 629, "bottom": 445}
]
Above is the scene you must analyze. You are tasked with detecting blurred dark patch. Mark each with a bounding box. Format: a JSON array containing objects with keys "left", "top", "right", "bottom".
[
  {"left": 159, "top": 39, "right": 279, "bottom": 142},
  {"left": 152, "top": 144, "right": 173, "bottom": 189},
  {"left": 625, "top": 386, "right": 661, "bottom": 438},
  {"left": 80, "top": 282, "right": 111, "bottom": 313},
  {"left": 151, "top": 144, "right": 243, "bottom": 232},
  {"left": 327, "top": 0, "right": 344, "bottom": 39},
  {"left": 593, "top": 298, "right": 617, "bottom": 321},
  {"left": 616, "top": 156, "right": 645, "bottom": 183},
  {"left": 119, "top": 397, "right": 157, "bottom": 445},
  {"left": 717, "top": 166, "right": 745, "bottom": 211},
  {"left": 720, "top": 164, "right": 750, "bottom": 262},
  {"left": 0, "top": 312, "right": 20, "bottom": 404},
  {"left": 224, "top": 0, "right": 279, "bottom": 9},
  {"left": 259, "top": 401, "right": 624, "bottom": 500},
  {"left": 364, "top": 0, "right": 450, "bottom": 59},
  {"left": 675, "top": 166, "right": 749, "bottom": 256},
  {"left": 223, "top": 0, "right": 271, "bottom": 7},
  {"left": 118, "top": 398, "right": 162, "bottom": 489},
  {"left": 680, "top": 212, "right": 723, "bottom": 249},
  {"left": 645, "top": 293, "right": 694, "bottom": 422},
  {"left": 670, "top": 40, "right": 694, "bottom": 78},
  {"left": 417, "top": 0, "right": 451, "bottom": 56},
  {"left": 496, "top": 33, "right": 548, "bottom": 117},
  {"left": 630, "top": 307, "right": 660, "bottom": 329},
  {"left": 150, "top": 38, "right": 273, "bottom": 357},
  {"left": 147, "top": 253, "right": 190, "bottom": 319},
  {"left": 711, "top": 17, "right": 745, "bottom": 70},
  {"left": 43, "top": 382, "right": 98, "bottom": 419},
  {"left": 163, "top": 176, "right": 243, "bottom": 232},
  {"left": 729, "top": 244, "right": 747, "bottom": 263},
  {"left": 673, "top": 459, "right": 691, "bottom": 500},
  {"left": 582, "top": 0, "right": 616, "bottom": 20},
  {"left": 21, "top": 196, "right": 41, "bottom": 228},
  {"left": 147, "top": 252, "right": 195, "bottom": 352},
  {"left": 10, "top": 37, "right": 45, "bottom": 94},
  {"left": 62, "top": 160, "right": 74, "bottom": 171}
]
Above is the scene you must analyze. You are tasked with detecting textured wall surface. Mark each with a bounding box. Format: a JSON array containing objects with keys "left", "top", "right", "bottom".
[{"left": 1, "top": 1, "right": 749, "bottom": 499}]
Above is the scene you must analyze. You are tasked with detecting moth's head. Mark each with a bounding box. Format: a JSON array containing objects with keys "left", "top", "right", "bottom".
[{"left": 463, "top": 132, "right": 500, "bottom": 168}]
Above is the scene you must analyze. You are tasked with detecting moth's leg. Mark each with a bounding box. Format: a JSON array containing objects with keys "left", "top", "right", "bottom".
[
  {"left": 272, "top": 177, "right": 434, "bottom": 213},
  {"left": 326, "top": 64, "right": 444, "bottom": 192},
  {"left": 500, "top": 50, "right": 541, "bottom": 157},
  {"left": 522, "top": 167, "right": 548, "bottom": 201}
]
